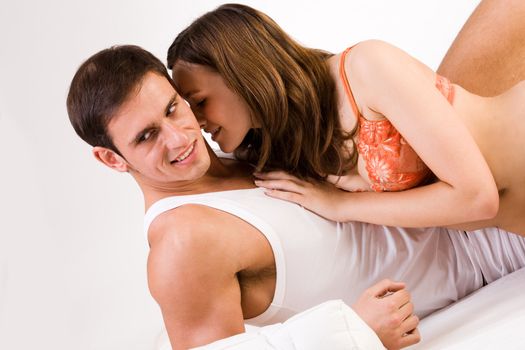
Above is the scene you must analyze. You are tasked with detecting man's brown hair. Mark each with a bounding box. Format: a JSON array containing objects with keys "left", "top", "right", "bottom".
[{"left": 67, "top": 45, "right": 174, "bottom": 155}]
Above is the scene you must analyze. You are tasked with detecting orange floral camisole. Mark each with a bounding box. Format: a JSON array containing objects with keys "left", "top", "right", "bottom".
[{"left": 339, "top": 46, "right": 455, "bottom": 192}]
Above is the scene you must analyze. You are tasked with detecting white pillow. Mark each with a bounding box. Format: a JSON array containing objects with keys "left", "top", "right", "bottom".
[{"left": 156, "top": 300, "right": 385, "bottom": 350}]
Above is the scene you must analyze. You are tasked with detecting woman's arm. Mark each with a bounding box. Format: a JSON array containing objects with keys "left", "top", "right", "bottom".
[{"left": 255, "top": 40, "right": 498, "bottom": 227}]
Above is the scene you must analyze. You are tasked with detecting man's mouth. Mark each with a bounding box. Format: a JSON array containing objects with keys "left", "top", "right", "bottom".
[{"left": 171, "top": 142, "right": 195, "bottom": 163}]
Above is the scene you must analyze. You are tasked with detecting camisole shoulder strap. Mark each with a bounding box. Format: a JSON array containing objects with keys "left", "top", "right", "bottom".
[
  {"left": 339, "top": 45, "right": 456, "bottom": 119},
  {"left": 339, "top": 45, "right": 361, "bottom": 118}
]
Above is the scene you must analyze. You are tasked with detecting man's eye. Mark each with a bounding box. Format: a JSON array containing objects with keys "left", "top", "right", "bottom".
[
  {"left": 167, "top": 103, "right": 176, "bottom": 115},
  {"left": 139, "top": 130, "right": 156, "bottom": 143}
]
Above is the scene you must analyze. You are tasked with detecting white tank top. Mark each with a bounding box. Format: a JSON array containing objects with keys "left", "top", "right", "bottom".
[{"left": 144, "top": 188, "right": 525, "bottom": 326}]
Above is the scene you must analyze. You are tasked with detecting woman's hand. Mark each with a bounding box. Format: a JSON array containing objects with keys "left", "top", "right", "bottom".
[
  {"left": 326, "top": 174, "right": 371, "bottom": 192},
  {"left": 254, "top": 170, "right": 349, "bottom": 222},
  {"left": 353, "top": 279, "right": 420, "bottom": 350}
]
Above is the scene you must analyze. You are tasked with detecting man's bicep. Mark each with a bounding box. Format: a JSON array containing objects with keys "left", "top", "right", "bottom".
[{"left": 147, "top": 229, "right": 245, "bottom": 350}]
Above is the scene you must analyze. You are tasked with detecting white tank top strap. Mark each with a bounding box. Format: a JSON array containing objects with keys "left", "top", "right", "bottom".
[{"left": 143, "top": 189, "right": 288, "bottom": 324}]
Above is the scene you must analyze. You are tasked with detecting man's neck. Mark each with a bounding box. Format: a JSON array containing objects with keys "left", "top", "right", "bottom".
[{"left": 141, "top": 147, "right": 255, "bottom": 209}]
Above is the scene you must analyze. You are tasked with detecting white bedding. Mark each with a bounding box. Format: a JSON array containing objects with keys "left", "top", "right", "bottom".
[
  {"left": 411, "top": 266, "right": 525, "bottom": 349},
  {"left": 155, "top": 267, "right": 525, "bottom": 349}
]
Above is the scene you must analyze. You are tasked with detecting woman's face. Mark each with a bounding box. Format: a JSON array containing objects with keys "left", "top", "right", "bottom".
[{"left": 171, "top": 62, "right": 255, "bottom": 153}]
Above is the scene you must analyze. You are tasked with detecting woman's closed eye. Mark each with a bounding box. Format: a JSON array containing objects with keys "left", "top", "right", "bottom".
[{"left": 195, "top": 98, "right": 206, "bottom": 108}]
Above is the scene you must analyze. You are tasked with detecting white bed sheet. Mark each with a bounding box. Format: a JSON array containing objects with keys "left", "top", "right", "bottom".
[{"left": 411, "top": 266, "right": 525, "bottom": 349}]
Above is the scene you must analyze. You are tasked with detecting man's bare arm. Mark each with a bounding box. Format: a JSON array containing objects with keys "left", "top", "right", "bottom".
[{"left": 147, "top": 207, "right": 247, "bottom": 349}]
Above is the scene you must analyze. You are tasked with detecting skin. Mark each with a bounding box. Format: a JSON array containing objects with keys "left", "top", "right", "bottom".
[
  {"left": 437, "top": 0, "right": 525, "bottom": 96},
  {"left": 354, "top": 280, "right": 419, "bottom": 350},
  {"left": 173, "top": 37, "right": 525, "bottom": 236},
  {"left": 435, "top": 0, "right": 525, "bottom": 236},
  {"left": 84, "top": 1, "right": 525, "bottom": 347},
  {"left": 92, "top": 72, "right": 420, "bottom": 349},
  {"left": 256, "top": 39, "right": 525, "bottom": 237},
  {"left": 172, "top": 62, "right": 255, "bottom": 153}
]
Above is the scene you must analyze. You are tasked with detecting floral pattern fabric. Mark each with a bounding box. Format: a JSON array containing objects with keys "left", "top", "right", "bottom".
[
  {"left": 339, "top": 45, "right": 455, "bottom": 192},
  {"left": 357, "top": 116, "right": 430, "bottom": 192},
  {"left": 357, "top": 76, "right": 455, "bottom": 192}
]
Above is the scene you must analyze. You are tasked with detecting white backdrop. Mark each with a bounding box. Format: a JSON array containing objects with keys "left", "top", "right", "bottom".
[{"left": 0, "top": 1, "right": 479, "bottom": 349}]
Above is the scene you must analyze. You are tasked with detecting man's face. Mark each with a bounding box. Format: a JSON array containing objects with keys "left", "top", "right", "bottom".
[{"left": 106, "top": 72, "right": 211, "bottom": 186}]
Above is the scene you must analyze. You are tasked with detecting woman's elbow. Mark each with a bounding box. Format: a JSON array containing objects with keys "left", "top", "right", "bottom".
[{"left": 471, "top": 184, "right": 499, "bottom": 220}]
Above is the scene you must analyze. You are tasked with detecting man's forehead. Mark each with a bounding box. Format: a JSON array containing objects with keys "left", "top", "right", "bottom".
[
  {"left": 111, "top": 81, "right": 177, "bottom": 138},
  {"left": 116, "top": 73, "right": 175, "bottom": 114}
]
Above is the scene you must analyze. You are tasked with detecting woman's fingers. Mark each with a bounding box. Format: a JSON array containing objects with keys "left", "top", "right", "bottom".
[
  {"left": 254, "top": 170, "right": 302, "bottom": 182},
  {"left": 254, "top": 179, "right": 306, "bottom": 194},
  {"left": 263, "top": 188, "right": 304, "bottom": 206},
  {"left": 326, "top": 174, "right": 342, "bottom": 185}
]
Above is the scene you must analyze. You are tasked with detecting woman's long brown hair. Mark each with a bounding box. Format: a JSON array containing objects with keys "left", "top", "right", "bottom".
[{"left": 167, "top": 3, "right": 357, "bottom": 180}]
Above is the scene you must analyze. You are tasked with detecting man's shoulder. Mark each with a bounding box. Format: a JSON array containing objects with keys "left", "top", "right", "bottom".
[
  {"left": 146, "top": 200, "right": 269, "bottom": 268},
  {"left": 147, "top": 202, "right": 265, "bottom": 256},
  {"left": 147, "top": 204, "right": 240, "bottom": 283},
  {"left": 148, "top": 203, "right": 227, "bottom": 247},
  {"left": 145, "top": 200, "right": 274, "bottom": 306},
  {"left": 146, "top": 203, "right": 243, "bottom": 308}
]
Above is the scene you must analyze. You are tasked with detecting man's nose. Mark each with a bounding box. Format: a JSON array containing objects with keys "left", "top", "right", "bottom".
[{"left": 162, "top": 121, "right": 189, "bottom": 149}]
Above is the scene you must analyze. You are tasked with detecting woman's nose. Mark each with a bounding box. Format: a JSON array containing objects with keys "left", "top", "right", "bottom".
[{"left": 196, "top": 114, "right": 207, "bottom": 129}]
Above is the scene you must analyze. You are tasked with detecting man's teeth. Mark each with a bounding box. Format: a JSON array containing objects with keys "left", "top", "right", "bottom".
[{"left": 175, "top": 143, "right": 194, "bottom": 162}]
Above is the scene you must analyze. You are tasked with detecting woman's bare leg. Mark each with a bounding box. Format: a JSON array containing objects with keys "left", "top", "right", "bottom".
[{"left": 438, "top": 0, "right": 525, "bottom": 96}]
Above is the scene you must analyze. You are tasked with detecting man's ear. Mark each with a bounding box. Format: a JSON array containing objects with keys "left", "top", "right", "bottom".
[{"left": 92, "top": 147, "right": 129, "bottom": 172}]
